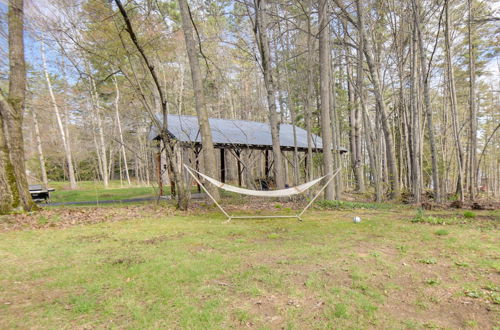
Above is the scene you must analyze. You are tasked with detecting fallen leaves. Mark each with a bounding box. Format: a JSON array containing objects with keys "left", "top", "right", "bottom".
[{"left": 0, "top": 205, "right": 175, "bottom": 232}]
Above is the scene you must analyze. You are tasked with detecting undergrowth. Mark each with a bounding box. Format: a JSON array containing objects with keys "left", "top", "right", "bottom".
[
  {"left": 315, "top": 200, "right": 400, "bottom": 210},
  {"left": 411, "top": 209, "right": 462, "bottom": 225}
]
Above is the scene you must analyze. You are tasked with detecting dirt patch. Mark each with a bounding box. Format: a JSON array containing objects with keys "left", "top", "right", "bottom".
[
  {"left": 0, "top": 205, "right": 175, "bottom": 232},
  {"left": 75, "top": 233, "right": 111, "bottom": 243},
  {"left": 139, "top": 235, "right": 169, "bottom": 245},
  {"left": 105, "top": 255, "right": 145, "bottom": 266},
  {"left": 224, "top": 236, "right": 499, "bottom": 328},
  {"left": 188, "top": 243, "right": 216, "bottom": 254},
  {"left": 0, "top": 279, "right": 74, "bottom": 325}
]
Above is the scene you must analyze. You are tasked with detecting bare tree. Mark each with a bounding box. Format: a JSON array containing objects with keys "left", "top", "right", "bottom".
[
  {"left": 444, "top": 0, "right": 464, "bottom": 202},
  {"left": 178, "top": 0, "right": 220, "bottom": 200},
  {"left": 319, "top": 0, "right": 335, "bottom": 200},
  {"left": 467, "top": 0, "right": 477, "bottom": 200},
  {"left": 413, "top": 0, "right": 441, "bottom": 203},
  {"left": 113, "top": 75, "right": 131, "bottom": 185},
  {"left": 41, "top": 42, "right": 77, "bottom": 189},
  {"left": 252, "top": 0, "right": 284, "bottom": 188},
  {"left": 114, "top": 0, "right": 190, "bottom": 209},
  {"left": 31, "top": 107, "right": 48, "bottom": 187}
]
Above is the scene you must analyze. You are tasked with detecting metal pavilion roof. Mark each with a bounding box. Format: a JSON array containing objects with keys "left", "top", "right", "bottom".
[{"left": 149, "top": 114, "right": 347, "bottom": 153}]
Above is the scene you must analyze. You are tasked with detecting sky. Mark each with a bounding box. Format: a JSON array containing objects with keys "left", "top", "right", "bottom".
[{"left": 0, "top": 0, "right": 76, "bottom": 82}]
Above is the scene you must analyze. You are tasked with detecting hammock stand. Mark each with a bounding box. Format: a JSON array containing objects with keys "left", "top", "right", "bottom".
[{"left": 184, "top": 164, "right": 340, "bottom": 222}]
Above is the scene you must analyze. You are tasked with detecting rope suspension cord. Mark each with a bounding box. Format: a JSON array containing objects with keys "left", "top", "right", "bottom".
[{"left": 184, "top": 164, "right": 341, "bottom": 222}]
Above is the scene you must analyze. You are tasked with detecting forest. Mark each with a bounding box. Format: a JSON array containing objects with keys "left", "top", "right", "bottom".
[{"left": 0, "top": 0, "right": 499, "bottom": 213}]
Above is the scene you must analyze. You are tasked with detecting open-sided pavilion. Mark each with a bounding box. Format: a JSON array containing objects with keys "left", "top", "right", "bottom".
[{"left": 149, "top": 114, "right": 347, "bottom": 192}]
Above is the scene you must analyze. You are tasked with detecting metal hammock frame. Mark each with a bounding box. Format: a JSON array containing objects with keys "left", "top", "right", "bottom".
[{"left": 184, "top": 164, "right": 341, "bottom": 222}]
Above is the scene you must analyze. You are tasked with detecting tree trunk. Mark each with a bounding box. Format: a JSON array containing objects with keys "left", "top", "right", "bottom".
[
  {"left": 1, "top": 0, "right": 35, "bottom": 211},
  {"left": 351, "top": 0, "right": 382, "bottom": 201},
  {"left": 444, "top": 0, "right": 464, "bottom": 202},
  {"left": 410, "top": 7, "right": 421, "bottom": 204},
  {"left": 319, "top": 0, "right": 335, "bottom": 200},
  {"left": 331, "top": 49, "right": 342, "bottom": 199},
  {"left": 32, "top": 108, "right": 48, "bottom": 187},
  {"left": 414, "top": 0, "right": 441, "bottom": 202},
  {"left": 113, "top": 76, "right": 131, "bottom": 185},
  {"left": 304, "top": 2, "right": 315, "bottom": 182},
  {"left": 356, "top": 0, "right": 400, "bottom": 200},
  {"left": 178, "top": 0, "right": 220, "bottom": 200},
  {"left": 467, "top": 0, "right": 477, "bottom": 200},
  {"left": 254, "top": 0, "right": 284, "bottom": 188},
  {"left": 115, "top": 0, "right": 190, "bottom": 210},
  {"left": 41, "top": 43, "right": 78, "bottom": 190},
  {"left": 348, "top": 41, "right": 365, "bottom": 193},
  {"left": 280, "top": 21, "right": 300, "bottom": 186},
  {"left": 89, "top": 75, "right": 109, "bottom": 188},
  {"left": 0, "top": 112, "right": 13, "bottom": 214}
]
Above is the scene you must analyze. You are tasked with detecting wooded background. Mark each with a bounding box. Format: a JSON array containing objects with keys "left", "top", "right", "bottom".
[{"left": 0, "top": 0, "right": 498, "bottom": 212}]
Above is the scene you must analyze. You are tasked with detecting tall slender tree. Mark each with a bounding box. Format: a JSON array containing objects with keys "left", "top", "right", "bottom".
[
  {"left": 41, "top": 42, "right": 78, "bottom": 189},
  {"left": 253, "top": 0, "right": 284, "bottom": 189},
  {"left": 467, "top": 0, "right": 477, "bottom": 200},
  {"left": 444, "top": 0, "right": 464, "bottom": 202},
  {"left": 178, "top": 0, "right": 220, "bottom": 200},
  {"left": 319, "top": 0, "right": 335, "bottom": 200}
]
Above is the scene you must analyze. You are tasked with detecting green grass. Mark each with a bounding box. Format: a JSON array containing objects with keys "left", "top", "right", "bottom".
[
  {"left": 463, "top": 211, "right": 476, "bottom": 219},
  {"left": 45, "top": 180, "right": 159, "bottom": 203},
  {"left": 0, "top": 207, "right": 498, "bottom": 328},
  {"left": 48, "top": 180, "right": 142, "bottom": 190},
  {"left": 46, "top": 181, "right": 201, "bottom": 203},
  {"left": 50, "top": 186, "right": 157, "bottom": 203},
  {"left": 315, "top": 199, "right": 403, "bottom": 210}
]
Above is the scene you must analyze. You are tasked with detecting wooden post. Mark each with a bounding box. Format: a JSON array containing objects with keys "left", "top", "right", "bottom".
[
  {"left": 220, "top": 148, "right": 226, "bottom": 183},
  {"left": 194, "top": 147, "right": 201, "bottom": 193},
  {"left": 156, "top": 141, "right": 163, "bottom": 196},
  {"left": 236, "top": 149, "right": 242, "bottom": 186},
  {"left": 265, "top": 149, "right": 270, "bottom": 178}
]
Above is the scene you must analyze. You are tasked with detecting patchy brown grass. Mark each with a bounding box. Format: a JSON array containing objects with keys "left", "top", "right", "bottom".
[{"left": 0, "top": 205, "right": 498, "bottom": 328}]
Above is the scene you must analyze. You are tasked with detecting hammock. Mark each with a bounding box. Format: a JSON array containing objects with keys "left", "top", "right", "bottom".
[
  {"left": 184, "top": 164, "right": 341, "bottom": 222},
  {"left": 190, "top": 167, "right": 327, "bottom": 197}
]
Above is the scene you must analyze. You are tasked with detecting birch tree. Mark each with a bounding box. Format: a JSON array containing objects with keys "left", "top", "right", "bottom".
[{"left": 41, "top": 42, "right": 78, "bottom": 189}]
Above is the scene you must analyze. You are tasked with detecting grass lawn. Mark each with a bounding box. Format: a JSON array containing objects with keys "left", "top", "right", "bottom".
[
  {"left": 46, "top": 181, "right": 158, "bottom": 203},
  {"left": 47, "top": 181, "right": 203, "bottom": 203},
  {"left": 49, "top": 186, "right": 158, "bottom": 203},
  {"left": 0, "top": 205, "right": 498, "bottom": 328}
]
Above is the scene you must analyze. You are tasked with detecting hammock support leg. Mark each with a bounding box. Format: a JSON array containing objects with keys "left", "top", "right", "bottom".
[
  {"left": 184, "top": 165, "right": 231, "bottom": 221},
  {"left": 297, "top": 167, "right": 341, "bottom": 218}
]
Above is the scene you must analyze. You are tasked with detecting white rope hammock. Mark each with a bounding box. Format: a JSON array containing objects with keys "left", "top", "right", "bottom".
[
  {"left": 191, "top": 167, "right": 327, "bottom": 197},
  {"left": 184, "top": 164, "right": 340, "bottom": 222}
]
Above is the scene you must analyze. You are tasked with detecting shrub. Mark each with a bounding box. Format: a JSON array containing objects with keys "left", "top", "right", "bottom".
[
  {"left": 411, "top": 208, "right": 425, "bottom": 222},
  {"left": 316, "top": 200, "right": 396, "bottom": 210},
  {"left": 425, "top": 278, "right": 440, "bottom": 285},
  {"left": 464, "top": 290, "right": 481, "bottom": 298},
  {"left": 435, "top": 229, "right": 449, "bottom": 236},
  {"left": 411, "top": 209, "right": 461, "bottom": 225},
  {"left": 463, "top": 211, "right": 476, "bottom": 219}
]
